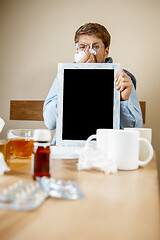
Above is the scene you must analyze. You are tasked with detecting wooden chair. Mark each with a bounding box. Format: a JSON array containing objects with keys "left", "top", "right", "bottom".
[
  {"left": 10, "top": 100, "right": 146, "bottom": 124},
  {"left": 139, "top": 101, "right": 146, "bottom": 124},
  {"left": 10, "top": 100, "right": 44, "bottom": 121}
]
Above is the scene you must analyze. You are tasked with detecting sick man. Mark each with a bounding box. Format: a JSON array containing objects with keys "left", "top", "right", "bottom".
[{"left": 43, "top": 23, "right": 143, "bottom": 143}]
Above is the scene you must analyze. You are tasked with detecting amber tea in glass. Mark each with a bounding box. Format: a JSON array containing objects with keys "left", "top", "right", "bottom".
[
  {"left": 7, "top": 129, "right": 34, "bottom": 159},
  {"left": 0, "top": 140, "right": 7, "bottom": 161}
]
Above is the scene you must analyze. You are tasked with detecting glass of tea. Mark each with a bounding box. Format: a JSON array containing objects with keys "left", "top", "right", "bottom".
[
  {"left": 7, "top": 129, "right": 34, "bottom": 159},
  {"left": 0, "top": 140, "right": 7, "bottom": 161}
]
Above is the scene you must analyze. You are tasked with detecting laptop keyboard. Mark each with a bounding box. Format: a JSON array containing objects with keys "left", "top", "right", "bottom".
[{"left": 50, "top": 146, "right": 83, "bottom": 159}]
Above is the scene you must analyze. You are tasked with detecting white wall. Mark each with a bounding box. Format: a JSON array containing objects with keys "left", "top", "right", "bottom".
[{"left": 0, "top": 0, "right": 160, "bottom": 184}]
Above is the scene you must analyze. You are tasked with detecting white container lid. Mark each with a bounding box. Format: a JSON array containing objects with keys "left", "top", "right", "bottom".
[{"left": 33, "top": 129, "right": 51, "bottom": 142}]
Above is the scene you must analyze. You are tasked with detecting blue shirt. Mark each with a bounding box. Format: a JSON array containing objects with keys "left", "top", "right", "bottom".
[{"left": 43, "top": 60, "right": 143, "bottom": 144}]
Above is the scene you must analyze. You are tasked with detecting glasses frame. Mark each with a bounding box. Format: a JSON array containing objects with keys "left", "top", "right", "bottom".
[{"left": 75, "top": 41, "right": 105, "bottom": 53}]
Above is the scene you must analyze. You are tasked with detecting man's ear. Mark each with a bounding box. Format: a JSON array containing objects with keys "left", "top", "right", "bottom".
[{"left": 105, "top": 46, "right": 110, "bottom": 59}]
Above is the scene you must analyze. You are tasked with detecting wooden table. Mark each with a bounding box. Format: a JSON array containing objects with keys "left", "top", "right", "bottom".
[{"left": 0, "top": 153, "right": 159, "bottom": 240}]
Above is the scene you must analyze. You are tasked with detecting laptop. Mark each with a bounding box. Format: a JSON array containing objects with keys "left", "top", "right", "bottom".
[{"left": 51, "top": 63, "right": 121, "bottom": 158}]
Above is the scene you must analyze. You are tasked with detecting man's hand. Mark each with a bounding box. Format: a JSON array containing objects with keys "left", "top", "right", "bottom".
[
  {"left": 78, "top": 52, "right": 96, "bottom": 63},
  {"left": 115, "top": 69, "right": 132, "bottom": 101}
]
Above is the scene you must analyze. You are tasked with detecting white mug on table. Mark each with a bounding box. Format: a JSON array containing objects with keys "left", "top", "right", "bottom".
[
  {"left": 86, "top": 129, "right": 153, "bottom": 170},
  {"left": 124, "top": 128, "right": 152, "bottom": 161}
]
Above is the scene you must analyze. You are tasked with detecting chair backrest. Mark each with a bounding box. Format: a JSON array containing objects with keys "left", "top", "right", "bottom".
[
  {"left": 10, "top": 100, "right": 44, "bottom": 121},
  {"left": 139, "top": 101, "right": 146, "bottom": 124},
  {"left": 10, "top": 100, "right": 146, "bottom": 124}
]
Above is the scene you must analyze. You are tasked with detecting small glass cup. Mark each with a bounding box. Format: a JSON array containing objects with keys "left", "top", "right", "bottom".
[
  {"left": 0, "top": 140, "right": 7, "bottom": 161},
  {"left": 7, "top": 129, "right": 34, "bottom": 159}
]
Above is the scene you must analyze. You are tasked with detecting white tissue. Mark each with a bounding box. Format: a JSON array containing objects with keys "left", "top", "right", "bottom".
[
  {"left": 74, "top": 50, "right": 86, "bottom": 63},
  {"left": 77, "top": 145, "right": 117, "bottom": 174},
  {"left": 0, "top": 117, "right": 5, "bottom": 133},
  {"left": 74, "top": 49, "right": 96, "bottom": 63},
  {"left": 89, "top": 49, "right": 96, "bottom": 55},
  {"left": 0, "top": 153, "right": 10, "bottom": 176}
]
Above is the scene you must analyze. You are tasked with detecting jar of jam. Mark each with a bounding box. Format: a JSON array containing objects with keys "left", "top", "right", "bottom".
[{"left": 32, "top": 129, "right": 51, "bottom": 180}]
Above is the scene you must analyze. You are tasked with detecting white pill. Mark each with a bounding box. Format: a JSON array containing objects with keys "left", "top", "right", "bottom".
[{"left": 2, "top": 189, "right": 8, "bottom": 195}]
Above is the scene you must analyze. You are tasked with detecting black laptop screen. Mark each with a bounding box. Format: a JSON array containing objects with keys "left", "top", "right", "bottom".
[{"left": 62, "top": 69, "right": 114, "bottom": 140}]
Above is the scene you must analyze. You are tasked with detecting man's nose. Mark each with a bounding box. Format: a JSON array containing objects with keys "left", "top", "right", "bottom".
[{"left": 84, "top": 45, "right": 90, "bottom": 54}]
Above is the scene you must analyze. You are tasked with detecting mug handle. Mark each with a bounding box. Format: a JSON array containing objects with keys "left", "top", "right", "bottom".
[
  {"left": 85, "top": 134, "right": 97, "bottom": 149},
  {"left": 138, "top": 137, "right": 153, "bottom": 166}
]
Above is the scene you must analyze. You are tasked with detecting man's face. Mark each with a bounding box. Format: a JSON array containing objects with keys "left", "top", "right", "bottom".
[{"left": 77, "top": 34, "right": 109, "bottom": 63}]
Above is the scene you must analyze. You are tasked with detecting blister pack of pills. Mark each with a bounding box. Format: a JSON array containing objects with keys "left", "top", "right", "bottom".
[
  {"left": 0, "top": 180, "right": 48, "bottom": 211},
  {"left": 36, "top": 177, "right": 86, "bottom": 200}
]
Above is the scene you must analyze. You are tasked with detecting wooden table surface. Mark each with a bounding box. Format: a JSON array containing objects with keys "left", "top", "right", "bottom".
[{"left": 0, "top": 153, "right": 159, "bottom": 240}]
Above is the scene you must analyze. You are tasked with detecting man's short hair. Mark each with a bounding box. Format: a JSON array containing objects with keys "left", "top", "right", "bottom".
[{"left": 74, "top": 23, "right": 111, "bottom": 48}]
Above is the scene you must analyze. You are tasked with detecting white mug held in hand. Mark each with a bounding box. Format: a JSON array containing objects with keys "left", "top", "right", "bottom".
[{"left": 86, "top": 129, "right": 153, "bottom": 170}]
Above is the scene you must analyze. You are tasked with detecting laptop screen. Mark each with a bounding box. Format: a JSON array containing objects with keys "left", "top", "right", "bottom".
[
  {"left": 57, "top": 63, "right": 121, "bottom": 147},
  {"left": 63, "top": 68, "right": 114, "bottom": 140}
]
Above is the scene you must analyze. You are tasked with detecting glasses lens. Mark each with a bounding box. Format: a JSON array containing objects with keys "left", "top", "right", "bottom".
[
  {"left": 77, "top": 43, "right": 86, "bottom": 51},
  {"left": 92, "top": 43, "right": 101, "bottom": 52}
]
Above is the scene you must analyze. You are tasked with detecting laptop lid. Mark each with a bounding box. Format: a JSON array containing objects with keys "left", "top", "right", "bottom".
[{"left": 56, "top": 63, "right": 121, "bottom": 147}]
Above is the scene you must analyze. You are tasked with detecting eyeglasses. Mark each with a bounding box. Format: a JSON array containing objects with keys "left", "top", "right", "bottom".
[{"left": 75, "top": 41, "right": 104, "bottom": 53}]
